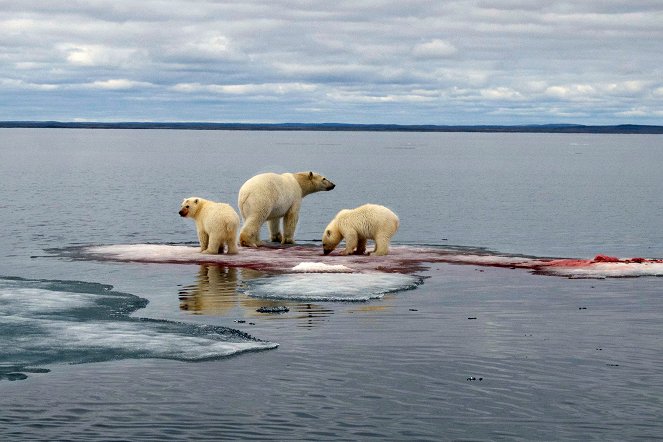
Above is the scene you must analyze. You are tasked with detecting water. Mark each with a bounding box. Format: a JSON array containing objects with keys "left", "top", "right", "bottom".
[{"left": 1, "top": 129, "right": 663, "bottom": 440}]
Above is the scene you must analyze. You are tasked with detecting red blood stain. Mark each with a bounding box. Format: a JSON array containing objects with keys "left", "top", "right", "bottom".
[{"left": 83, "top": 244, "right": 663, "bottom": 279}]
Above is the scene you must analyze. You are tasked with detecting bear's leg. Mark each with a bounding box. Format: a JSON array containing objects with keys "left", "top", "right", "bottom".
[
  {"left": 239, "top": 217, "right": 262, "bottom": 247},
  {"left": 226, "top": 238, "right": 239, "bottom": 255},
  {"left": 204, "top": 235, "right": 224, "bottom": 254},
  {"left": 282, "top": 205, "right": 300, "bottom": 244},
  {"left": 268, "top": 218, "right": 282, "bottom": 243},
  {"left": 372, "top": 234, "right": 390, "bottom": 256},
  {"left": 341, "top": 232, "right": 358, "bottom": 255},
  {"left": 198, "top": 230, "right": 209, "bottom": 252},
  {"left": 226, "top": 226, "right": 239, "bottom": 255},
  {"left": 353, "top": 238, "right": 367, "bottom": 255}
]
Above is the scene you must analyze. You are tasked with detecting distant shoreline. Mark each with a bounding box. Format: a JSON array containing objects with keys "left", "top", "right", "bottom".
[{"left": 1, "top": 121, "right": 662, "bottom": 134}]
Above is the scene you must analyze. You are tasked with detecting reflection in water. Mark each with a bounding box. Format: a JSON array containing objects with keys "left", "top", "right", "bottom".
[
  {"left": 179, "top": 265, "right": 264, "bottom": 315},
  {"left": 178, "top": 265, "right": 335, "bottom": 325},
  {"left": 349, "top": 301, "right": 392, "bottom": 314},
  {"left": 292, "top": 303, "right": 335, "bottom": 328}
]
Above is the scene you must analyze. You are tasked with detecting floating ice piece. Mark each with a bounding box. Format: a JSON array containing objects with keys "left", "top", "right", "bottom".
[
  {"left": 291, "top": 262, "right": 354, "bottom": 273},
  {"left": 241, "top": 273, "right": 423, "bottom": 302},
  {"left": 534, "top": 255, "right": 663, "bottom": 278},
  {"left": 0, "top": 277, "right": 277, "bottom": 381}
]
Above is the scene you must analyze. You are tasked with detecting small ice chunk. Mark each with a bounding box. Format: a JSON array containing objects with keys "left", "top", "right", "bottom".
[{"left": 291, "top": 262, "right": 354, "bottom": 273}]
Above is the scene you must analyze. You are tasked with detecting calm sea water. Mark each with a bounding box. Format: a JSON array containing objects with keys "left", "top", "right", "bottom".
[{"left": 1, "top": 129, "right": 662, "bottom": 440}]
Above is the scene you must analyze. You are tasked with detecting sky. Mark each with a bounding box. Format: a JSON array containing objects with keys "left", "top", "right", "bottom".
[{"left": 1, "top": 1, "right": 662, "bottom": 125}]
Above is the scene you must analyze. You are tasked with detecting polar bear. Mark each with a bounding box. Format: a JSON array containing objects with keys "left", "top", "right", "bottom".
[
  {"left": 179, "top": 197, "right": 240, "bottom": 254},
  {"left": 238, "top": 171, "right": 335, "bottom": 247},
  {"left": 322, "top": 204, "right": 399, "bottom": 256}
]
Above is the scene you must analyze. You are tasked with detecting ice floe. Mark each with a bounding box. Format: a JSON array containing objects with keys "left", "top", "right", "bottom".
[
  {"left": 74, "top": 243, "right": 663, "bottom": 279},
  {"left": 0, "top": 277, "right": 277, "bottom": 381}
]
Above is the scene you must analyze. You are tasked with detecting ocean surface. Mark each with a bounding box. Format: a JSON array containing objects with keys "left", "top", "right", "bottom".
[{"left": 1, "top": 129, "right": 662, "bottom": 440}]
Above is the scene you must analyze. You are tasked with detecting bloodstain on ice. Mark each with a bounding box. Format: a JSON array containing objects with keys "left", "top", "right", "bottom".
[{"left": 79, "top": 244, "right": 663, "bottom": 279}]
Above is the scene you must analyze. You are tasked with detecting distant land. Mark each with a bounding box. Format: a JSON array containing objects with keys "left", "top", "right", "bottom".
[{"left": 1, "top": 121, "right": 662, "bottom": 134}]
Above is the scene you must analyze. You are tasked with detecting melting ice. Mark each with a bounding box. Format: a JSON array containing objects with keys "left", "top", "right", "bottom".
[
  {"left": 0, "top": 277, "right": 277, "bottom": 381},
  {"left": 290, "top": 262, "right": 354, "bottom": 273},
  {"left": 241, "top": 273, "right": 423, "bottom": 302}
]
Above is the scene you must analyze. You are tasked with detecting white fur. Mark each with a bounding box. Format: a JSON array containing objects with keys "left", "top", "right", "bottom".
[
  {"left": 322, "top": 204, "right": 399, "bottom": 256},
  {"left": 179, "top": 197, "right": 240, "bottom": 254},
  {"left": 238, "top": 171, "right": 335, "bottom": 247}
]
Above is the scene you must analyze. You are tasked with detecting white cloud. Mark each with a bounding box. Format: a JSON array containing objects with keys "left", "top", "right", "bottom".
[
  {"left": 480, "top": 87, "right": 523, "bottom": 100},
  {"left": 0, "top": 78, "right": 59, "bottom": 91},
  {"left": 326, "top": 89, "right": 436, "bottom": 104},
  {"left": 59, "top": 44, "right": 143, "bottom": 67},
  {"left": 544, "top": 84, "right": 597, "bottom": 100},
  {"left": 172, "top": 82, "right": 317, "bottom": 95},
  {"left": 86, "top": 79, "right": 153, "bottom": 90},
  {"left": 412, "top": 39, "right": 457, "bottom": 58},
  {"left": 542, "top": 81, "right": 654, "bottom": 101},
  {"left": 617, "top": 107, "right": 663, "bottom": 117}
]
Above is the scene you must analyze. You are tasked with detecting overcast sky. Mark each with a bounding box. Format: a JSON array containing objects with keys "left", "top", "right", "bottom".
[{"left": 2, "top": 1, "right": 662, "bottom": 124}]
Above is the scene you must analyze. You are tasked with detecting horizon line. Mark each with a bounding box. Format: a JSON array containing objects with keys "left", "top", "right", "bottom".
[{"left": 1, "top": 120, "right": 662, "bottom": 134}]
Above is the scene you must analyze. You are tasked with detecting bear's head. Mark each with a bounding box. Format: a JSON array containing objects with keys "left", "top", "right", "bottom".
[
  {"left": 179, "top": 197, "right": 201, "bottom": 218},
  {"left": 322, "top": 222, "right": 342, "bottom": 255},
  {"left": 309, "top": 171, "right": 336, "bottom": 192},
  {"left": 296, "top": 171, "right": 335, "bottom": 195}
]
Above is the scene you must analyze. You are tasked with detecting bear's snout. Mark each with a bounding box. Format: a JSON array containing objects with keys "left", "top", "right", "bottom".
[
  {"left": 326, "top": 183, "right": 335, "bottom": 191},
  {"left": 179, "top": 208, "right": 188, "bottom": 217},
  {"left": 323, "top": 248, "right": 332, "bottom": 255}
]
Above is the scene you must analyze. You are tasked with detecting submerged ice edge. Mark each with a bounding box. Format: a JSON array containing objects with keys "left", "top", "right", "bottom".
[
  {"left": 76, "top": 244, "right": 663, "bottom": 279},
  {"left": 0, "top": 277, "right": 278, "bottom": 381}
]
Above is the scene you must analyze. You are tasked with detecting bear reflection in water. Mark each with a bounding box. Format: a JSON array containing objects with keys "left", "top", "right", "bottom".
[
  {"left": 177, "top": 265, "right": 335, "bottom": 326},
  {"left": 179, "top": 265, "right": 268, "bottom": 315}
]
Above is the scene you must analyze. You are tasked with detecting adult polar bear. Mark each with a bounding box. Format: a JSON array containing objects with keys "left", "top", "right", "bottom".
[{"left": 238, "top": 171, "right": 336, "bottom": 247}]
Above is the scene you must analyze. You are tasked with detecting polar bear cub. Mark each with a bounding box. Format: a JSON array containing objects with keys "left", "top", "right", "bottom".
[
  {"left": 179, "top": 197, "right": 240, "bottom": 254},
  {"left": 322, "top": 204, "right": 399, "bottom": 256},
  {"left": 238, "top": 171, "right": 335, "bottom": 247}
]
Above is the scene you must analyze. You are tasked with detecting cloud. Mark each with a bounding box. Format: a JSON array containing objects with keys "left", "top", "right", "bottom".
[
  {"left": 59, "top": 44, "right": 143, "bottom": 68},
  {"left": 172, "top": 82, "right": 317, "bottom": 96},
  {"left": 542, "top": 81, "right": 654, "bottom": 101},
  {"left": 0, "top": 1, "right": 662, "bottom": 124},
  {"left": 480, "top": 87, "right": 523, "bottom": 101},
  {"left": 86, "top": 79, "right": 154, "bottom": 90},
  {"left": 0, "top": 79, "right": 58, "bottom": 91},
  {"left": 412, "top": 39, "right": 457, "bottom": 58},
  {"left": 616, "top": 105, "right": 663, "bottom": 118}
]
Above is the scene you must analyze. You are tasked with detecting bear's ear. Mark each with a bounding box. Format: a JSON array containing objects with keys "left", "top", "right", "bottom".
[
  {"left": 308, "top": 171, "right": 313, "bottom": 179},
  {"left": 194, "top": 198, "right": 199, "bottom": 204},
  {"left": 326, "top": 229, "right": 331, "bottom": 237}
]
